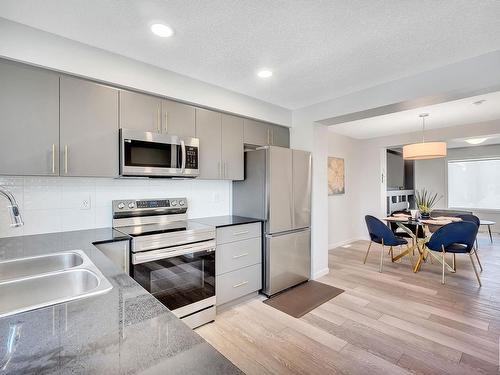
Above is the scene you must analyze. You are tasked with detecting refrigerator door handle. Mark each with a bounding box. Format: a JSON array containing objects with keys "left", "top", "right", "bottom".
[{"left": 266, "top": 227, "right": 310, "bottom": 238}]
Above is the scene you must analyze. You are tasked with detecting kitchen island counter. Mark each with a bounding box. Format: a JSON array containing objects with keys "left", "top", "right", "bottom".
[{"left": 0, "top": 228, "right": 241, "bottom": 374}]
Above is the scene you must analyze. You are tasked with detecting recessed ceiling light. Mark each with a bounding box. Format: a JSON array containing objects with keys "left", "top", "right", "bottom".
[
  {"left": 150, "top": 23, "right": 174, "bottom": 38},
  {"left": 465, "top": 137, "right": 488, "bottom": 145},
  {"left": 257, "top": 69, "right": 273, "bottom": 78},
  {"left": 472, "top": 99, "right": 486, "bottom": 105}
]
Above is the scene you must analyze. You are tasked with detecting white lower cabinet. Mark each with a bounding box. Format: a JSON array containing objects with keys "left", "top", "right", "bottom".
[
  {"left": 216, "top": 264, "right": 261, "bottom": 305},
  {"left": 215, "top": 223, "right": 262, "bottom": 307}
]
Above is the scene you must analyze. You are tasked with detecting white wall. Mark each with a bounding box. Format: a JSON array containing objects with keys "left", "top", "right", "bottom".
[
  {"left": 327, "top": 133, "right": 364, "bottom": 248},
  {"left": 327, "top": 121, "right": 500, "bottom": 244},
  {"left": 0, "top": 18, "right": 291, "bottom": 126},
  {"left": 0, "top": 18, "right": 294, "bottom": 239},
  {"left": 0, "top": 176, "right": 231, "bottom": 238},
  {"left": 292, "top": 50, "right": 500, "bottom": 275},
  {"left": 414, "top": 158, "right": 446, "bottom": 208},
  {"left": 290, "top": 114, "right": 329, "bottom": 279},
  {"left": 415, "top": 144, "right": 500, "bottom": 232}
]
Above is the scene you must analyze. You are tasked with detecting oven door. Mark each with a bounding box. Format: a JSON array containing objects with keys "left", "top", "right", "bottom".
[
  {"left": 131, "top": 240, "right": 216, "bottom": 316},
  {"left": 120, "top": 129, "right": 199, "bottom": 177}
]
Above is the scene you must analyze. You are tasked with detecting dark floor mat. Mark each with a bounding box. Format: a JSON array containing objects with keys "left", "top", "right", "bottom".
[{"left": 263, "top": 280, "right": 344, "bottom": 318}]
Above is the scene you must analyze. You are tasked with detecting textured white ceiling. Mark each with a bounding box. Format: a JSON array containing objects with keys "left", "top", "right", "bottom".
[
  {"left": 329, "top": 91, "right": 500, "bottom": 139},
  {"left": 1, "top": 1, "right": 500, "bottom": 109}
]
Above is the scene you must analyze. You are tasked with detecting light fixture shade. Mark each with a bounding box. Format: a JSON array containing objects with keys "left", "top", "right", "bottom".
[{"left": 402, "top": 142, "right": 447, "bottom": 160}]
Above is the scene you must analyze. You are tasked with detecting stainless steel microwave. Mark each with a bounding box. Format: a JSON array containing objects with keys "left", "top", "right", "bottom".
[{"left": 119, "top": 129, "right": 199, "bottom": 178}]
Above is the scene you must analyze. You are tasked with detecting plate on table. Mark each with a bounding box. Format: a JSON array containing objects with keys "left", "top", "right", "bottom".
[{"left": 393, "top": 213, "right": 411, "bottom": 218}]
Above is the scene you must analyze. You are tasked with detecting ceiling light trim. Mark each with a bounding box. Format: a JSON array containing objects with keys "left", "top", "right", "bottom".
[
  {"left": 150, "top": 23, "right": 174, "bottom": 38},
  {"left": 257, "top": 69, "right": 273, "bottom": 78}
]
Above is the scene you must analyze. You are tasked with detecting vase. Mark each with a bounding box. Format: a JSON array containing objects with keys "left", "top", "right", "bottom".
[{"left": 420, "top": 212, "right": 430, "bottom": 219}]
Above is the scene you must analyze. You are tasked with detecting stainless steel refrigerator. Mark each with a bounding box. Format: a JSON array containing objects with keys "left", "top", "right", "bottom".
[{"left": 233, "top": 146, "right": 311, "bottom": 296}]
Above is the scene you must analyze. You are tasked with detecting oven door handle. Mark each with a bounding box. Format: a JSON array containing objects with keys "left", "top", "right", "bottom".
[
  {"left": 132, "top": 241, "right": 215, "bottom": 265},
  {"left": 180, "top": 140, "right": 186, "bottom": 174}
]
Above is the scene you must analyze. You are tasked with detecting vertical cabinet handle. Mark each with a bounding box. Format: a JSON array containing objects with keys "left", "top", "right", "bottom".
[
  {"left": 51, "top": 144, "right": 56, "bottom": 174},
  {"left": 164, "top": 111, "right": 168, "bottom": 133},
  {"left": 156, "top": 105, "right": 161, "bottom": 133},
  {"left": 271, "top": 130, "right": 275, "bottom": 145},
  {"left": 64, "top": 145, "right": 68, "bottom": 174},
  {"left": 223, "top": 161, "right": 227, "bottom": 179},
  {"left": 217, "top": 161, "right": 221, "bottom": 178},
  {"left": 267, "top": 129, "right": 270, "bottom": 145}
]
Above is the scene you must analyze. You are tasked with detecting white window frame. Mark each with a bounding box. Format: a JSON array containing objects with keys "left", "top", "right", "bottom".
[{"left": 447, "top": 157, "right": 500, "bottom": 213}]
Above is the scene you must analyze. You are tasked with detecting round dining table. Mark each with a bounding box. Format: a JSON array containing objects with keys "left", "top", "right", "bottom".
[{"left": 382, "top": 216, "right": 457, "bottom": 273}]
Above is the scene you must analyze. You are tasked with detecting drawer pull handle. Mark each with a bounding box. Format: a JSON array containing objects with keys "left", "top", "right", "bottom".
[
  {"left": 233, "top": 231, "right": 250, "bottom": 236},
  {"left": 232, "top": 253, "right": 249, "bottom": 259},
  {"left": 233, "top": 281, "right": 248, "bottom": 288}
]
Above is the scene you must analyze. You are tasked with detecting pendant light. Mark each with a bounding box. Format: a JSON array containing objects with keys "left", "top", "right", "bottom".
[{"left": 403, "top": 113, "right": 447, "bottom": 160}]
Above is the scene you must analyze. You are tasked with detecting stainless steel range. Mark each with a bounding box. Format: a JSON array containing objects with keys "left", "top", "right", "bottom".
[{"left": 112, "top": 198, "right": 216, "bottom": 329}]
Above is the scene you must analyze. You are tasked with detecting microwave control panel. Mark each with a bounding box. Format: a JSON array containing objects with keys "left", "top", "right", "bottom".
[{"left": 185, "top": 146, "right": 199, "bottom": 169}]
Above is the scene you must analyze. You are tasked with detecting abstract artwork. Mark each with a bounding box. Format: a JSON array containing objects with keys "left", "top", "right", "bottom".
[{"left": 328, "top": 157, "right": 345, "bottom": 195}]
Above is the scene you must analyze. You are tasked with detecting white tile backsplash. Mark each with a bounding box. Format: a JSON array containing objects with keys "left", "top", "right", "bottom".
[{"left": 0, "top": 177, "right": 232, "bottom": 238}]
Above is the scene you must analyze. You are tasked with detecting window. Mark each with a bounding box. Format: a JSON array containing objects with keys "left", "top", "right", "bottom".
[{"left": 448, "top": 158, "right": 500, "bottom": 210}]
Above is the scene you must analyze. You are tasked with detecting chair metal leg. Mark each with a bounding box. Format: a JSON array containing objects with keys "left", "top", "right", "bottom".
[
  {"left": 441, "top": 245, "right": 445, "bottom": 285},
  {"left": 379, "top": 240, "right": 384, "bottom": 273},
  {"left": 363, "top": 241, "right": 372, "bottom": 264},
  {"left": 452, "top": 253, "right": 456, "bottom": 272},
  {"left": 474, "top": 249, "right": 483, "bottom": 272},
  {"left": 469, "top": 253, "right": 482, "bottom": 287}
]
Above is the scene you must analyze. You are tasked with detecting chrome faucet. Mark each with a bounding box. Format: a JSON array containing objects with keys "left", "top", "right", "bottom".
[{"left": 0, "top": 186, "right": 23, "bottom": 227}]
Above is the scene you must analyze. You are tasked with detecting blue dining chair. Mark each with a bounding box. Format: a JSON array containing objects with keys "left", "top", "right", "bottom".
[
  {"left": 425, "top": 221, "right": 481, "bottom": 286},
  {"left": 457, "top": 214, "right": 483, "bottom": 271},
  {"left": 364, "top": 215, "right": 408, "bottom": 272}
]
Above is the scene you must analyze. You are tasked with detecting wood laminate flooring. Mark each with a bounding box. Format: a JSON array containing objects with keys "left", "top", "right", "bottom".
[{"left": 196, "top": 234, "right": 500, "bottom": 374}]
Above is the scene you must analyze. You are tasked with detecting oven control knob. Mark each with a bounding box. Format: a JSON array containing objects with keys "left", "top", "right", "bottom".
[
  {"left": 117, "top": 202, "right": 125, "bottom": 209},
  {"left": 179, "top": 200, "right": 185, "bottom": 206},
  {"left": 171, "top": 200, "right": 177, "bottom": 206},
  {"left": 128, "top": 202, "right": 135, "bottom": 209}
]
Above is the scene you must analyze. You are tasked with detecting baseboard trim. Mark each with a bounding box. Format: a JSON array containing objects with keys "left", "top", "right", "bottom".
[
  {"left": 329, "top": 237, "right": 366, "bottom": 250},
  {"left": 312, "top": 267, "right": 329, "bottom": 279}
]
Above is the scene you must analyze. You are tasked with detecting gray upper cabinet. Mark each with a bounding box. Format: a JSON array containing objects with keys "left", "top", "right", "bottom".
[
  {"left": 195, "top": 110, "right": 244, "bottom": 180},
  {"left": 119, "top": 91, "right": 161, "bottom": 133},
  {"left": 162, "top": 99, "right": 196, "bottom": 137},
  {"left": 271, "top": 125, "right": 290, "bottom": 148},
  {"left": 60, "top": 77, "right": 119, "bottom": 177},
  {"left": 0, "top": 61, "right": 59, "bottom": 176},
  {"left": 195, "top": 108, "right": 222, "bottom": 179},
  {"left": 243, "top": 119, "right": 270, "bottom": 146},
  {"left": 244, "top": 119, "right": 290, "bottom": 148},
  {"left": 221, "top": 114, "right": 244, "bottom": 180}
]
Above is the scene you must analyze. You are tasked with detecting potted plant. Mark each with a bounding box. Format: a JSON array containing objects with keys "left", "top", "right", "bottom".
[{"left": 415, "top": 189, "right": 441, "bottom": 219}]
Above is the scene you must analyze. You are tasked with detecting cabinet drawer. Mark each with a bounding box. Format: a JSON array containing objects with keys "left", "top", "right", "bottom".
[
  {"left": 216, "top": 237, "right": 261, "bottom": 275},
  {"left": 216, "top": 222, "right": 261, "bottom": 245},
  {"left": 216, "top": 264, "right": 261, "bottom": 305}
]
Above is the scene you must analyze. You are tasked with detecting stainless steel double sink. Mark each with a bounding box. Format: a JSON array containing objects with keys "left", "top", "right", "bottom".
[{"left": 0, "top": 250, "right": 113, "bottom": 318}]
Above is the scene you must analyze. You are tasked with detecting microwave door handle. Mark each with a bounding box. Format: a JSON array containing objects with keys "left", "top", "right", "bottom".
[{"left": 180, "top": 140, "right": 186, "bottom": 174}]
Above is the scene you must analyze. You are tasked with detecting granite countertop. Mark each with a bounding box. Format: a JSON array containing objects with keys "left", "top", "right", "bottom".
[
  {"left": 190, "top": 215, "right": 263, "bottom": 228},
  {"left": 0, "top": 228, "right": 241, "bottom": 374}
]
